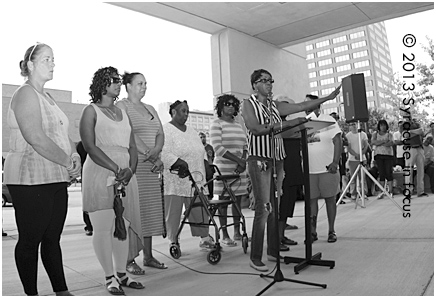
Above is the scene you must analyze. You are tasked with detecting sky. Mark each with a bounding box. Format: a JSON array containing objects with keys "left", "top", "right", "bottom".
[{"left": 1, "top": 2, "right": 434, "bottom": 113}]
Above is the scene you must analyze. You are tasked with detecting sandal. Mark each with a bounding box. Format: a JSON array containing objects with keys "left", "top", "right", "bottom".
[
  {"left": 143, "top": 258, "right": 168, "bottom": 269},
  {"left": 233, "top": 233, "right": 242, "bottom": 241},
  {"left": 126, "top": 260, "right": 145, "bottom": 275},
  {"left": 116, "top": 274, "right": 145, "bottom": 289},
  {"left": 105, "top": 275, "right": 124, "bottom": 296},
  {"left": 220, "top": 237, "right": 237, "bottom": 247}
]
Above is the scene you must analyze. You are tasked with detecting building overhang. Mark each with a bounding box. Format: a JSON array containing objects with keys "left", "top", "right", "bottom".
[{"left": 108, "top": 2, "right": 433, "bottom": 47}]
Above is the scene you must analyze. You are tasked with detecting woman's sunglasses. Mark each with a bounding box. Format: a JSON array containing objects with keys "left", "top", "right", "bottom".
[
  {"left": 224, "top": 101, "right": 238, "bottom": 107},
  {"left": 110, "top": 77, "right": 122, "bottom": 85}
]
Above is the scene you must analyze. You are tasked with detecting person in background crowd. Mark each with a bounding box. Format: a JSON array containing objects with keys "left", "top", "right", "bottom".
[
  {"left": 371, "top": 120, "right": 394, "bottom": 198},
  {"left": 346, "top": 122, "right": 369, "bottom": 200},
  {"left": 161, "top": 100, "right": 215, "bottom": 251},
  {"left": 80, "top": 66, "right": 144, "bottom": 295},
  {"left": 242, "top": 68, "right": 340, "bottom": 271},
  {"left": 117, "top": 72, "right": 167, "bottom": 274},
  {"left": 210, "top": 94, "right": 248, "bottom": 246},
  {"left": 76, "top": 141, "right": 93, "bottom": 236},
  {"left": 305, "top": 95, "right": 342, "bottom": 244},
  {"left": 425, "top": 122, "right": 434, "bottom": 146},
  {"left": 4, "top": 43, "right": 81, "bottom": 296},
  {"left": 200, "top": 132, "right": 215, "bottom": 165},
  {"left": 405, "top": 118, "right": 428, "bottom": 197},
  {"left": 199, "top": 132, "right": 215, "bottom": 198},
  {"left": 330, "top": 112, "right": 348, "bottom": 204},
  {"left": 2, "top": 157, "right": 7, "bottom": 237},
  {"left": 423, "top": 135, "right": 434, "bottom": 193},
  {"left": 393, "top": 121, "right": 405, "bottom": 169},
  {"left": 275, "top": 95, "right": 303, "bottom": 245}
]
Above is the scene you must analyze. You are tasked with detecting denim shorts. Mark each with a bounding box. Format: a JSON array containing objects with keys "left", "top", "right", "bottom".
[{"left": 309, "top": 172, "right": 340, "bottom": 199}]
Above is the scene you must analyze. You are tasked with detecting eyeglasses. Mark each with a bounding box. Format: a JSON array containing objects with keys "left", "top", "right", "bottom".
[
  {"left": 255, "top": 78, "right": 274, "bottom": 84},
  {"left": 110, "top": 77, "right": 122, "bottom": 85},
  {"left": 224, "top": 101, "right": 238, "bottom": 107}
]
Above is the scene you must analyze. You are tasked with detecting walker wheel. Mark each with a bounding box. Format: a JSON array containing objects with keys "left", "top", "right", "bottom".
[
  {"left": 207, "top": 250, "right": 221, "bottom": 265},
  {"left": 242, "top": 235, "right": 249, "bottom": 254},
  {"left": 169, "top": 244, "right": 181, "bottom": 259}
]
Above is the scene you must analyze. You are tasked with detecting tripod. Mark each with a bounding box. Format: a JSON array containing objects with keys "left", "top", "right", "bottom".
[
  {"left": 256, "top": 97, "right": 326, "bottom": 296},
  {"left": 336, "top": 121, "right": 403, "bottom": 212}
]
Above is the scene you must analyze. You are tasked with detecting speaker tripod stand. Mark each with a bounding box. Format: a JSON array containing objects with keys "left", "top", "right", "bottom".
[{"left": 336, "top": 121, "right": 402, "bottom": 212}]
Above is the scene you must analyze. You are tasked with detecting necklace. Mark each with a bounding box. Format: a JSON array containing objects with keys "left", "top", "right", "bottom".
[{"left": 99, "top": 105, "right": 118, "bottom": 121}]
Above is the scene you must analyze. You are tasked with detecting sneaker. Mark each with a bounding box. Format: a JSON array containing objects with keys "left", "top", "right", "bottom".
[
  {"left": 418, "top": 193, "right": 429, "bottom": 197},
  {"left": 281, "top": 237, "right": 298, "bottom": 246},
  {"left": 85, "top": 230, "right": 93, "bottom": 236},
  {"left": 285, "top": 224, "right": 298, "bottom": 230},
  {"left": 328, "top": 232, "right": 337, "bottom": 243},
  {"left": 199, "top": 236, "right": 215, "bottom": 250},
  {"left": 249, "top": 260, "right": 269, "bottom": 272},
  {"left": 279, "top": 244, "right": 290, "bottom": 251}
]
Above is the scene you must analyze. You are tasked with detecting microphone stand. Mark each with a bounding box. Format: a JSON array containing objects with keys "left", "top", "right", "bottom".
[{"left": 256, "top": 94, "right": 326, "bottom": 296}]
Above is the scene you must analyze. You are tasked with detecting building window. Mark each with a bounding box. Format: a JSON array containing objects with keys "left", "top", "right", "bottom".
[
  {"left": 381, "top": 65, "right": 389, "bottom": 74},
  {"left": 337, "top": 74, "right": 347, "bottom": 82},
  {"left": 318, "top": 58, "right": 332, "bottom": 67},
  {"left": 311, "top": 90, "right": 319, "bottom": 96},
  {"left": 374, "top": 60, "right": 380, "bottom": 68},
  {"left": 204, "top": 125, "right": 209, "bottom": 130},
  {"left": 319, "top": 68, "right": 334, "bottom": 76},
  {"left": 366, "top": 91, "right": 374, "bottom": 97},
  {"left": 333, "top": 45, "right": 349, "bottom": 53},
  {"left": 354, "top": 60, "right": 370, "bottom": 68},
  {"left": 333, "top": 35, "right": 347, "bottom": 44},
  {"left": 190, "top": 115, "right": 197, "bottom": 121},
  {"left": 307, "top": 53, "right": 315, "bottom": 60},
  {"left": 350, "top": 31, "right": 365, "bottom": 39},
  {"left": 335, "top": 54, "right": 350, "bottom": 63},
  {"left": 351, "top": 40, "right": 367, "bottom": 49},
  {"left": 198, "top": 117, "right": 203, "bottom": 122},
  {"left": 309, "top": 72, "right": 317, "bottom": 78},
  {"left": 306, "top": 44, "right": 313, "bottom": 51},
  {"left": 310, "top": 81, "right": 318, "bottom": 88},
  {"left": 352, "top": 50, "right": 368, "bottom": 59},
  {"left": 321, "top": 87, "right": 334, "bottom": 95},
  {"left": 204, "top": 118, "right": 209, "bottom": 123},
  {"left": 316, "top": 40, "right": 330, "bottom": 48},
  {"left": 320, "top": 78, "right": 335, "bottom": 86},
  {"left": 367, "top": 80, "right": 373, "bottom": 86},
  {"left": 336, "top": 64, "right": 351, "bottom": 72},
  {"left": 382, "top": 74, "right": 389, "bottom": 82},
  {"left": 368, "top": 101, "right": 375, "bottom": 108},
  {"left": 379, "top": 56, "right": 387, "bottom": 65},
  {"left": 192, "top": 123, "right": 197, "bottom": 129},
  {"left": 317, "top": 49, "right": 331, "bottom": 57},
  {"left": 372, "top": 50, "right": 379, "bottom": 59},
  {"left": 308, "top": 62, "right": 316, "bottom": 69},
  {"left": 362, "top": 70, "right": 372, "bottom": 77}
]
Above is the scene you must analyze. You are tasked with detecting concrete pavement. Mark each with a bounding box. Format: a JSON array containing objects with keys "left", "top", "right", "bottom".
[{"left": 2, "top": 186, "right": 434, "bottom": 296}]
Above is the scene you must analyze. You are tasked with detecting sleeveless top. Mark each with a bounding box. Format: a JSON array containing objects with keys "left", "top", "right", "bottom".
[
  {"left": 373, "top": 131, "right": 393, "bottom": 156},
  {"left": 245, "top": 94, "right": 285, "bottom": 160},
  {"left": 4, "top": 84, "right": 71, "bottom": 185}
]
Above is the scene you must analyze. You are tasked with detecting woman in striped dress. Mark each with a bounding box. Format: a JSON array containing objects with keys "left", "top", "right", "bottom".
[
  {"left": 210, "top": 94, "right": 248, "bottom": 246},
  {"left": 117, "top": 72, "right": 167, "bottom": 273}
]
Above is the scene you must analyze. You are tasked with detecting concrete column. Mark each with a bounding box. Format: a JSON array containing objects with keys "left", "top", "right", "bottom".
[{"left": 210, "top": 28, "right": 309, "bottom": 103}]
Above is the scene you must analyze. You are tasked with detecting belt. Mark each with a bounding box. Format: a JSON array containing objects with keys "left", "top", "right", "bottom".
[{"left": 411, "top": 145, "right": 423, "bottom": 149}]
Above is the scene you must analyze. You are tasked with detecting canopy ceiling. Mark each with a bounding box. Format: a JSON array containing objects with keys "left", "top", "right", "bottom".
[{"left": 108, "top": 2, "right": 433, "bottom": 47}]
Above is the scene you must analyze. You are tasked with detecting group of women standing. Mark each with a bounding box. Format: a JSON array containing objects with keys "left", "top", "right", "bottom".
[{"left": 5, "top": 43, "right": 342, "bottom": 296}]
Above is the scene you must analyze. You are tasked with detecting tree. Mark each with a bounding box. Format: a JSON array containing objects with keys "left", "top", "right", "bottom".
[{"left": 414, "top": 36, "right": 434, "bottom": 109}]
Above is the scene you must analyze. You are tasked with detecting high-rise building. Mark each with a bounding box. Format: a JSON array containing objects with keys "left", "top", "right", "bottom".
[{"left": 303, "top": 22, "right": 394, "bottom": 116}]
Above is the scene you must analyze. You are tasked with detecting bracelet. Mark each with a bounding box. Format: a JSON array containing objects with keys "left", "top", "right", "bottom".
[
  {"left": 65, "top": 158, "right": 74, "bottom": 170},
  {"left": 127, "top": 167, "right": 134, "bottom": 175},
  {"left": 115, "top": 166, "right": 121, "bottom": 175},
  {"left": 71, "top": 152, "right": 80, "bottom": 160},
  {"left": 144, "top": 149, "right": 150, "bottom": 156},
  {"left": 280, "top": 121, "right": 283, "bottom": 131}
]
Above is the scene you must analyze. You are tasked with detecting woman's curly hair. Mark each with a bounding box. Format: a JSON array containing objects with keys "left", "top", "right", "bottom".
[
  {"left": 215, "top": 94, "right": 240, "bottom": 117},
  {"left": 89, "top": 66, "right": 119, "bottom": 103}
]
